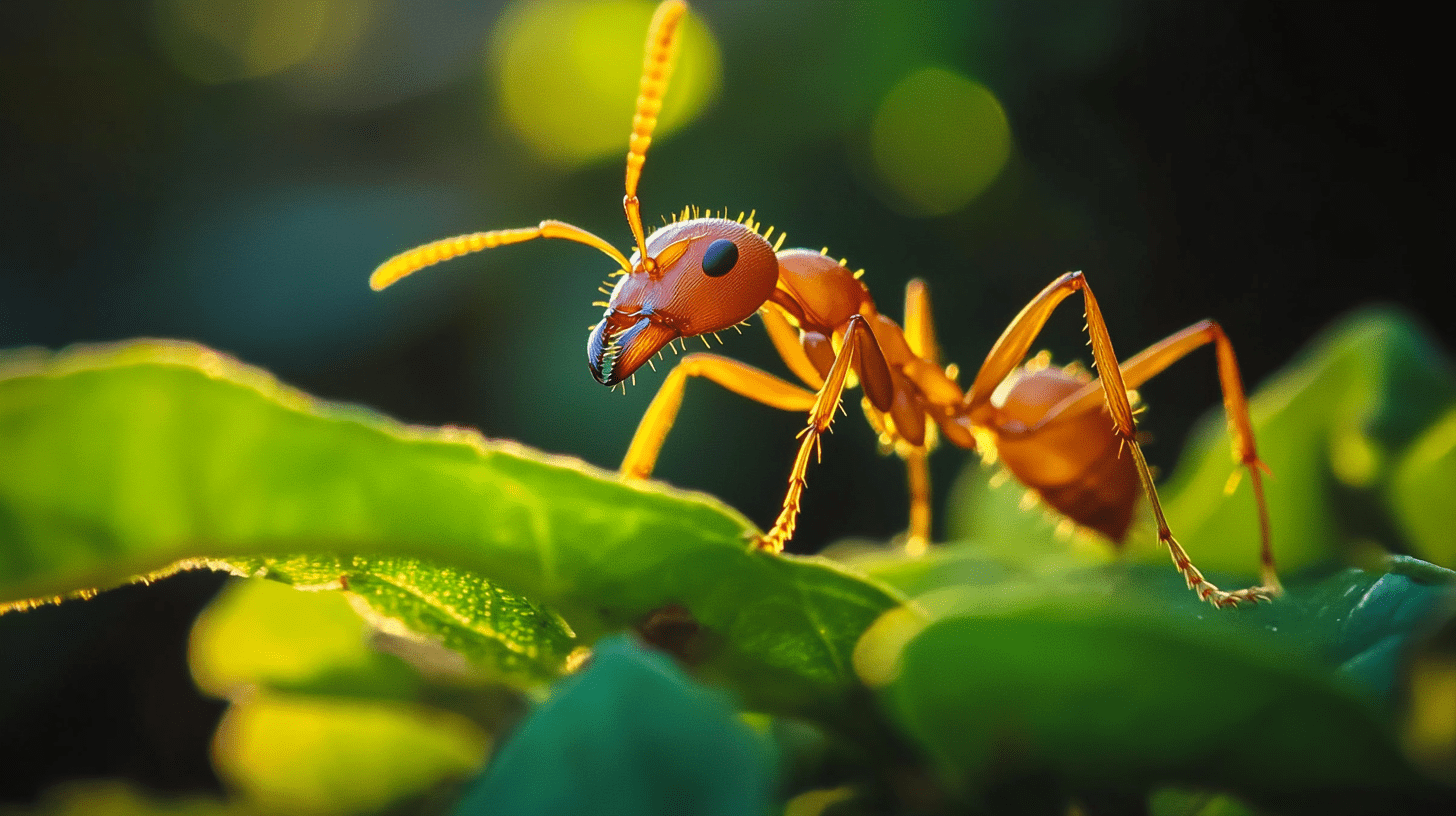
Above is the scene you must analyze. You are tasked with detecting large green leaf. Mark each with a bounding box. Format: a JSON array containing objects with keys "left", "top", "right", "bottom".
[
  {"left": 869, "top": 581, "right": 1449, "bottom": 814},
  {"left": 0, "top": 341, "right": 901, "bottom": 720},
  {"left": 853, "top": 538, "right": 1456, "bottom": 702},
  {"left": 1161, "top": 308, "right": 1456, "bottom": 573}
]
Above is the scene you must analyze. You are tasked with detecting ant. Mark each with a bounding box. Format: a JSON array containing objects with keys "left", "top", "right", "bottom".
[{"left": 371, "top": 0, "right": 1281, "bottom": 608}]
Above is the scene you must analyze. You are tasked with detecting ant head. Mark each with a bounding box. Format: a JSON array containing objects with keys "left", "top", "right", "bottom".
[{"left": 588, "top": 217, "right": 777, "bottom": 385}]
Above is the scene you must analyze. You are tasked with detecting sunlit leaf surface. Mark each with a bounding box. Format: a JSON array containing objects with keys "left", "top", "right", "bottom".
[
  {"left": 189, "top": 576, "right": 418, "bottom": 699},
  {"left": 0, "top": 341, "right": 901, "bottom": 720},
  {"left": 869, "top": 574, "right": 1448, "bottom": 814},
  {"left": 216, "top": 554, "right": 575, "bottom": 684}
]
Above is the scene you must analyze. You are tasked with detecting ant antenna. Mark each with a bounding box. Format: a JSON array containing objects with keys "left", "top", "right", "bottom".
[
  {"left": 370, "top": 1, "right": 689, "bottom": 293},
  {"left": 370, "top": 220, "right": 629, "bottom": 291},
  {"left": 623, "top": 0, "right": 687, "bottom": 273}
]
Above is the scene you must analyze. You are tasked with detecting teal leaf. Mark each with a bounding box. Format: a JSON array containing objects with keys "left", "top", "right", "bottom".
[{"left": 450, "top": 635, "right": 773, "bottom": 816}]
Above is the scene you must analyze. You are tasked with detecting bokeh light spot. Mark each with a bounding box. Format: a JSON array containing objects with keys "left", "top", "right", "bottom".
[
  {"left": 189, "top": 578, "right": 374, "bottom": 698},
  {"left": 1330, "top": 422, "right": 1382, "bottom": 487},
  {"left": 870, "top": 67, "right": 1012, "bottom": 217},
  {"left": 1405, "top": 655, "right": 1456, "bottom": 781},
  {"left": 490, "top": 0, "right": 721, "bottom": 166},
  {"left": 214, "top": 694, "right": 488, "bottom": 814},
  {"left": 152, "top": 0, "right": 350, "bottom": 84}
]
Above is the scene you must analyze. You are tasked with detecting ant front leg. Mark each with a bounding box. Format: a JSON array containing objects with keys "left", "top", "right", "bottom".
[
  {"left": 965, "top": 272, "right": 1278, "bottom": 608},
  {"left": 761, "top": 314, "right": 895, "bottom": 552}
]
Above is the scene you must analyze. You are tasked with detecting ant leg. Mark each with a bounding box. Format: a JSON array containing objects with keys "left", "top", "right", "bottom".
[
  {"left": 767, "top": 301, "right": 936, "bottom": 552},
  {"left": 901, "top": 280, "right": 945, "bottom": 554},
  {"left": 902, "top": 279, "right": 941, "bottom": 366},
  {"left": 1017, "top": 320, "right": 1280, "bottom": 596},
  {"left": 620, "top": 353, "right": 817, "bottom": 480},
  {"left": 963, "top": 272, "right": 1276, "bottom": 607},
  {"left": 758, "top": 306, "right": 828, "bottom": 389},
  {"left": 904, "top": 447, "right": 932, "bottom": 555},
  {"left": 963, "top": 272, "right": 1087, "bottom": 414},
  {"left": 761, "top": 315, "right": 893, "bottom": 552}
]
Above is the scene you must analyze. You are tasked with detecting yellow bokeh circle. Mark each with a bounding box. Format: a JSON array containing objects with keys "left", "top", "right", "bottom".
[
  {"left": 871, "top": 68, "right": 1012, "bottom": 217},
  {"left": 152, "top": 0, "right": 338, "bottom": 84},
  {"left": 490, "top": 0, "right": 721, "bottom": 166}
]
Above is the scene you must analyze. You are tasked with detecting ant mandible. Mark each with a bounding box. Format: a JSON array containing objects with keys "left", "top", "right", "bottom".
[{"left": 371, "top": 0, "right": 1281, "bottom": 608}]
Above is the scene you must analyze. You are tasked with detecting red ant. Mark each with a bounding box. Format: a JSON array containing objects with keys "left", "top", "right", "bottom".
[{"left": 371, "top": 0, "right": 1281, "bottom": 607}]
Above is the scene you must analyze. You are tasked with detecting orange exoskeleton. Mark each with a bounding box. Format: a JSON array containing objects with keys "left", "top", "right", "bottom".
[{"left": 370, "top": 0, "right": 1281, "bottom": 607}]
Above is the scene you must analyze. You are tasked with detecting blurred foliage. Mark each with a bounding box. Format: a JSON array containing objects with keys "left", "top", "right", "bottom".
[
  {"left": 1161, "top": 309, "right": 1456, "bottom": 574},
  {"left": 0, "top": 782, "right": 245, "bottom": 816},
  {"left": 212, "top": 693, "right": 485, "bottom": 815},
  {"left": 188, "top": 576, "right": 414, "bottom": 699}
]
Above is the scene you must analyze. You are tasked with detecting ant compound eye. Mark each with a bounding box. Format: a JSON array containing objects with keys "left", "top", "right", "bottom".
[{"left": 701, "top": 238, "right": 738, "bottom": 277}]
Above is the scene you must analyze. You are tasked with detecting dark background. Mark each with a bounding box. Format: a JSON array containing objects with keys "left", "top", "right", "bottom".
[{"left": 1, "top": 0, "right": 1448, "bottom": 803}]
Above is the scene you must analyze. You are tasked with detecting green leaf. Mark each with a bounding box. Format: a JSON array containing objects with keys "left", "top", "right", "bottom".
[
  {"left": 188, "top": 577, "right": 530, "bottom": 815},
  {"left": 0, "top": 341, "right": 900, "bottom": 720},
  {"left": 450, "top": 634, "right": 773, "bottom": 816},
  {"left": 1389, "top": 406, "right": 1456, "bottom": 567},
  {"left": 864, "top": 565, "right": 1453, "bottom": 812},
  {"left": 218, "top": 554, "right": 576, "bottom": 685},
  {"left": 1161, "top": 308, "right": 1456, "bottom": 573}
]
